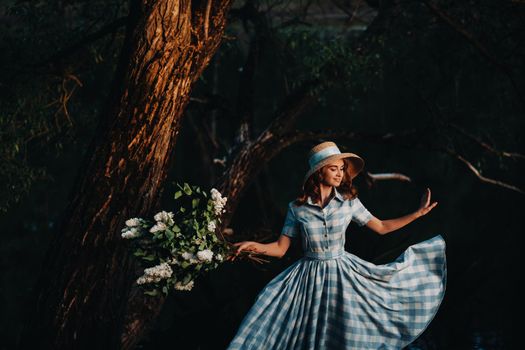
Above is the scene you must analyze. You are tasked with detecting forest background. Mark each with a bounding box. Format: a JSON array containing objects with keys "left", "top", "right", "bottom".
[{"left": 1, "top": 0, "right": 523, "bottom": 349}]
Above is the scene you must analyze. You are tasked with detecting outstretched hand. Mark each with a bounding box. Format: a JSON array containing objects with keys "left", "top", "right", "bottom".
[{"left": 417, "top": 188, "right": 438, "bottom": 218}]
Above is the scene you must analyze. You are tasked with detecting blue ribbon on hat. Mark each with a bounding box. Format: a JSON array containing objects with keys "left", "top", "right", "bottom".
[{"left": 308, "top": 145, "right": 341, "bottom": 168}]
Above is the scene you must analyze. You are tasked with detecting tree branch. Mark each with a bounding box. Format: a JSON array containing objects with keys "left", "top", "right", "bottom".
[
  {"left": 366, "top": 171, "right": 412, "bottom": 182},
  {"left": 400, "top": 75, "right": 524, "bottom": 194},
  {"left": 442, "top": 147, "right": 524, "bottom": 195},
  {"left": 448, "top": 123, "right": 525, "bottom": 160}
]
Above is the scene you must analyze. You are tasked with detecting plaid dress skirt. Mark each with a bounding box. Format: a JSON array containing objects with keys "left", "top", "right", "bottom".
[{"left": 226, "top": 193, "right": 447, "bottom": 350}]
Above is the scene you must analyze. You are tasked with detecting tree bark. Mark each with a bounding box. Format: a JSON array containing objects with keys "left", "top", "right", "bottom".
[{"left": 21, "top": 1, "right": 232, "bottom": 349}]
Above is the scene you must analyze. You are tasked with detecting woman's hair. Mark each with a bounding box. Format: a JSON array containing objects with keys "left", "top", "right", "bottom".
[{"left": 295, "top": 158, "right": 358, "bottom": 206}]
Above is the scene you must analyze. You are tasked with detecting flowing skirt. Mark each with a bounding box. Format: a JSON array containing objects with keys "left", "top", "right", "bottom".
[{"left": 226, "top": 235, "right": 447, "bottom": 350}]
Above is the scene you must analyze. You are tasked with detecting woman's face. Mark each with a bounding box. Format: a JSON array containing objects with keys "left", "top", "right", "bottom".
[{"left": 320, "top": 159, "right": 345, "bottom": 187}]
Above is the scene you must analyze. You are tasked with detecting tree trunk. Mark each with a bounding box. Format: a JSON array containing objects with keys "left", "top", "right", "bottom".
[{"left": 21, "top": 1, "right": 232, "bottom": 349}]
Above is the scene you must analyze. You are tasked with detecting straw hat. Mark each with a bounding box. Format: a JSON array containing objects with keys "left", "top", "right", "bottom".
[{"left": 302, "top": 141, "right": 364, "bottom": 188}]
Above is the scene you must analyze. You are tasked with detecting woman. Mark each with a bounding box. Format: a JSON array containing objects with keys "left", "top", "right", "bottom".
[{"left": 226, "top": 141, "right": 446, "bottom": 350}]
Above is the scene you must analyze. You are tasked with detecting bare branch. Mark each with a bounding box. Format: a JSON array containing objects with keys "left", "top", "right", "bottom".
[
  {"left": 401, "top": 76, "right": 525, "bottom": 192},
  {"left": 366, "top": 172, "right": 412, "bottom": 182},
  {"left": 442, "top": 147, "right": 524, "bottom": 195},
  {"left": 204, "top": 0, "right": 212, "bottom": 39},
  {"left": 448, "top": 123, "right": 525, "bottom": 160}
]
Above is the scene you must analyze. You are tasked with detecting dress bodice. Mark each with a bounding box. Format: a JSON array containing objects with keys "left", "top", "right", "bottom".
[{"left": 280, "top": 187, "right": 373, "bottom": 258}]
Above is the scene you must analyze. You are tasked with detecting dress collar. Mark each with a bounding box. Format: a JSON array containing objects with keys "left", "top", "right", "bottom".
[
  {"left": 333, "top": 187, "right": 344, "bottom": 201},
  {"left": 307, "top": 187, "right": 344, "bottom": 206}
]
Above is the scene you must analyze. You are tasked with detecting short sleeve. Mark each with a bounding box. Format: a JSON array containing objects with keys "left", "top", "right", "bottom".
[
  {"left": 281, "top": 203, "right": 299, "bottom": 238},
  {"left": 350, "top": 197, "right": 373, "bottom": 226}
]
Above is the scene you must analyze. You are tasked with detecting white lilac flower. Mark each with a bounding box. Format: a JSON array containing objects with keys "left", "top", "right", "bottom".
[
  {"left": 196, "top": 249, "right": 214, "bottom": 262},
  {"left": 210, "top": 188, "right": 228, "bottom": 217},
  {"left": 136, "top": 262, "right": 173, "bottom": 285},
  {"left": 181, "top": 252, "right": 199, "bottom": 264},
  {"left": 182, "top": 252, "right": 196, "bottom": 261},
  {"left": 174, "top": 280, "right": 194, "bottom": 291},
  {"left": 149, "top": 222, "right": 167, "bottom": 233},
  {"left": 125, "top": 218, "right": 141, "bottom": 228},
  {"left": 210, "top": 188, "right": 221, "bottom": 201},
  {"left": 207, "top": 220, "right": 216, "bottom": 232},
  {"left": 121, "top": 227, "right": 140, "bottom": 239},
  {"left": 168, "top": 257, "right": 180, "bottom": 265},
  {"left": 154, "top": 211, "right": 175, "bottom": 225},
  {"left": 215, "top": 253, "right": 223, "bottom": 262}
]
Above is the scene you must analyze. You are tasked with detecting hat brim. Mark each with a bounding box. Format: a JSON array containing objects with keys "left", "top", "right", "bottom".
[{"left": 302, "top": 153, "right": 364, "bottom": 188}]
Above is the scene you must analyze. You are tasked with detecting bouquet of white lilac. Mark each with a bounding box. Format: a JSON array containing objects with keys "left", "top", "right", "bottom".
[{"left": 121, "top": 183, "right": 232, "bottom": 296}]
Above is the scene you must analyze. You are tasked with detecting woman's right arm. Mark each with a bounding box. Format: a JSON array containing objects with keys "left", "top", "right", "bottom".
[{"left": 232, "top": 234, "right": 292, "bottom": 259}]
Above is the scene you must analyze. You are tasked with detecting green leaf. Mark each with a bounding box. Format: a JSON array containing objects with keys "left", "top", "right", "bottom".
[
  {"left": 174, "top": 190, "right": 183, "bottom": 199},
  {"left": 183, "top": 183, "right": 192, "bottom": 195},
  {"left": 165, "top": 230, "right": 175, "bottom": 240},
  {"left": 144, "top": 290, "right": 158, "bottom": 296},
  {"left": 182, "top": 274, "right": 192, "bottom": 284},
  {"left": 162, "top": 286, "right": 168, "bottom": 295},
  {"left": 192, "top": 198, "right": 199, "bottom": 209},
  {"left": 143, "top": 255, "right": 156, "bottom": 261}
]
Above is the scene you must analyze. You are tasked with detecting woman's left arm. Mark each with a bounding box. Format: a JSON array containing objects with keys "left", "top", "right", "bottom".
[{"left": 365, "top": 188, "right": 438, "bottom": 235}]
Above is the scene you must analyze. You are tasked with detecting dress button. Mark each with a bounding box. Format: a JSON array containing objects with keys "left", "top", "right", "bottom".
[{"left": 324, "top": 234, "right": 327, "bottom": 237}]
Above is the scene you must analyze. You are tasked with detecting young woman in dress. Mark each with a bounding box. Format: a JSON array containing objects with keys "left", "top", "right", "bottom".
[{"left": 226, "top": 141, "right": 446, "bottom": 349}]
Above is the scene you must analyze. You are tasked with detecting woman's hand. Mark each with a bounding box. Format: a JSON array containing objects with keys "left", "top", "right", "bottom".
[
  {"left": 416, "top": 188, "right": 438, "bottom": 218},
  {"left": 234, "top": 241, "right": 260, "bottom": 254},
  {"left": 226, "top": 241, "right": 264, "bottom": 261}
]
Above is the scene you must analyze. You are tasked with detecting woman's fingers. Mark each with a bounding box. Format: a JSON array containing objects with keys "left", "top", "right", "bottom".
[
  {"left": 228, "top": 242, "right": 254, "bottom": 261},
  {"left": 425, "top": 188, "right": 431, "bottom": 206},
  {"left": 235, "top": 242, "right": 253, "bottom": 254},
  {"left": 421, "top": 201, "right": 438, "bottom": 216},
  {"left": 232, "top": 241, "right": 248, "bottom": 249},
  {"left": 420, "top": 188, "right": 432, "bottom": 209},
  {"left": 229, "top": 242, "right": 260, "bottom": 260}
]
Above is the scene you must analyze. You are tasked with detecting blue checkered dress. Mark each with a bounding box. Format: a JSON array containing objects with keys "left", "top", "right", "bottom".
[{"left": 227, "top": 187, "right": 447, "bottom": 349}]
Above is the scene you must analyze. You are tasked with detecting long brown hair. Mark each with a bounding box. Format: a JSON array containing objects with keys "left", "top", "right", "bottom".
[{"left": 295, "top": 158, "right": 358, "bottom": 206}]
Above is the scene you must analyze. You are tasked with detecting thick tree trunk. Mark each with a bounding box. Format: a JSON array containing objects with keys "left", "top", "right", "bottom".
[{"left": 21, "top": 1, "right": 232, "bottom": 349}]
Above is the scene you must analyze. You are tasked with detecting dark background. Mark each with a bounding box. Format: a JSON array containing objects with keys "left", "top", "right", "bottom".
[{"left": 1, "top": 1, "right": 523, "bottom": 349}]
